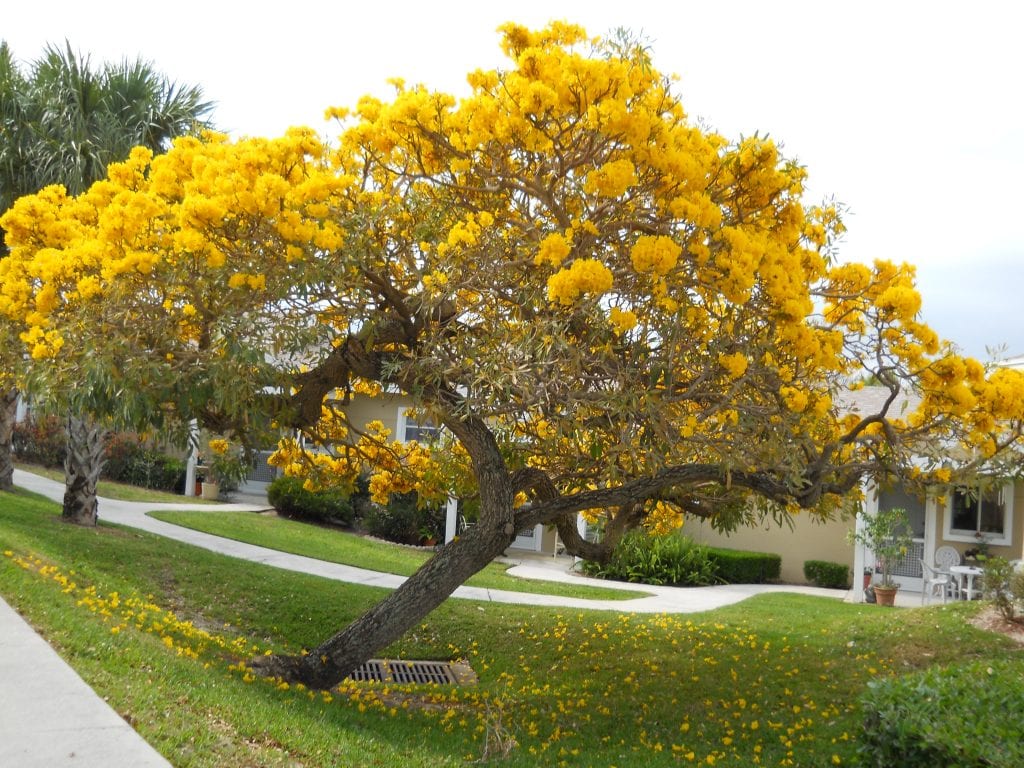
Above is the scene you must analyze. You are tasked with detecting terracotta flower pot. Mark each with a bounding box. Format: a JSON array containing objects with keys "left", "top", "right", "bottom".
[{"left": 873, "top": 585, "right": 898, "bottom": 607}]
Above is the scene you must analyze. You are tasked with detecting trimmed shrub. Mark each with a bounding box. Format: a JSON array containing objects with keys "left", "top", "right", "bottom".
[
  {"left": 803, "top": 559, "right": 851, "bottom": 589},
  {"left": 12, "top": 416, "right": 66, "bottom": 468},
  {"left": 858, "top": 658, "right": 1024, "bottom": 767},
  {"left": 581, "top": 531, "right": 716, "bottom": 586},
  {"left": 706, "top": 547, "right": 780, "bottom": 584},
  {"left": 267, "top": 476, "right": 355, "bottom": 526}
]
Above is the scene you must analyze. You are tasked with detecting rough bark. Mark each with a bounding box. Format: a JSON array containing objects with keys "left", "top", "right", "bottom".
[
  {"left": 251, "top": 520, "right": 515, "bottom": 689},
  {"left": 0, "top": 388, "right": 19, "bottom": 492},
  {"left": 251, "top": 408, "right": 517, "bottom": 690},
  {"left": 62, "top": 415, "right": 106, "bottom": 526}
]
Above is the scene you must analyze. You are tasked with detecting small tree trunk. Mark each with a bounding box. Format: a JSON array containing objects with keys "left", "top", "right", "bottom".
[
  {"left": 63, "top": 415, "right": 106, "bottom": 526},
  {"left": 0, "top": 388, "right": 19, "bottom": 492},
  {"left": 251, "top": 520, "right": 514, "bottom": 689}
]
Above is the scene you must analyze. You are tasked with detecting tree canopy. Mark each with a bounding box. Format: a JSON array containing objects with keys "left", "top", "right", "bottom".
[
  {"left": 1, "top": 22, "right": 1022, "bottom": 685},
  {"left": 0, "top": 38, "right": 212, "bottom": 503}
]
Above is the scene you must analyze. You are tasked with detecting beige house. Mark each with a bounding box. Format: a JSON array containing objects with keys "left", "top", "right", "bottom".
[
  {"left": 692, "top": 385, "right": 1024, "bottom": 595},
  {"left": 690, "top": 478, "right": 1024, "bottom": 594}
]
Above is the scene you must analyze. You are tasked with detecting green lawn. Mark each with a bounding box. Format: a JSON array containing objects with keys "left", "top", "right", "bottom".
[
  {"left": 16, "top": 462, "right": 213, "bottom": 504},
  {"left": 149, "top": 509, "right": 643, "bottom": 600},
  {"left": 1, "top": 488, "right": 1018, "bottom": 767}
]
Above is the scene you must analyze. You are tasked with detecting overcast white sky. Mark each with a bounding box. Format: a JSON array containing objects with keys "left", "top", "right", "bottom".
[{"left": 5, "top": 0, "right": 1023, "bottom": 359}]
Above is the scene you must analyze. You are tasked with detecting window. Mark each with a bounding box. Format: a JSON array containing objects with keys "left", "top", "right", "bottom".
[
  {"left": 397, "top": 407, "right": 441, "bottom": 444},
  {"left": 944, "top": 483, "right": 1013, "bottom": 546}
]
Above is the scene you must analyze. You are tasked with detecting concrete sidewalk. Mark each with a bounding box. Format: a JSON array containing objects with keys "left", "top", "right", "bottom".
[{"left": 0, "top": 597, "right": 171, "bottom": 767}]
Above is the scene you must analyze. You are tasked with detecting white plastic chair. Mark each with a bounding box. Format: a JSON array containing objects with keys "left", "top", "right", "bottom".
[
  {"left": 933, "top": 546, "right": 962, "bottom": 598},
  {"left": 934, "top": 546, "right": 961, "bottom": 570},
  {"left": 919, "top": 559, "right": 953, "bottom": 604}
]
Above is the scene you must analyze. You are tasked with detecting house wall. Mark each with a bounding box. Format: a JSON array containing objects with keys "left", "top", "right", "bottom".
[
  {"left": 934, "top": 482, "right": 1024, "bottom": 561},
  {"left": 343, "top": 392, "right": 408, "bottom": 438},
  {"left": 689, "top": 514, "right": 856, "bottom": 585},
  {"left": 542, "top": 525, "right": 559, "bottom": 554}
]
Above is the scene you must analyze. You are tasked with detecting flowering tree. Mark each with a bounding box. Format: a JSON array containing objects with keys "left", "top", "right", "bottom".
[
  {"left": 2, "top": 23, "right": 1024, "bottom": 686},
  {"left": 0, "top": 40, "right": 211, "bottom": 515}
]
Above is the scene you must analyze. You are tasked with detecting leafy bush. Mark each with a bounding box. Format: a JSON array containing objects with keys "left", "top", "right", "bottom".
[
  {"left": 12, "top": 416, "right": 66, "bottom": 468},
  {"left": 858, "top": 658, "right": 1024, "bottom": 767},
  {"left": 984, "top": 556, "right": 1024, "bottom": 622},
  {"left": 363, "top": 493, "right": 445, "bottom": 545},
  {"left": 15, "top": 422, "right": 186, "bottom": 492},
  {"left": 706, "top": 547, "right": 780, "bottom": 584},
  {"left": 267, "top": 476, "right": 355, "bottom": 526},
  {"left": 581, "top": 531, "right": 716, "bottom": 586},
  {"left": 104, "top": 433, "right": 185, "bottom": 492},
  {"left": 803, "top": 559, "right": 851, "bottom": 589}
]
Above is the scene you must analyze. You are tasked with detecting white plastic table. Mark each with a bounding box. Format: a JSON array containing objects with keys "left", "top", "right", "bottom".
[{"left": 950, "top": 564, "right": 984, "bottom": 600}]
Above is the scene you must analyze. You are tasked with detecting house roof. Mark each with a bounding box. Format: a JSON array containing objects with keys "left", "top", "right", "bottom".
[{"left": 836, "top": 385, "right": 921, "bottom": 418}]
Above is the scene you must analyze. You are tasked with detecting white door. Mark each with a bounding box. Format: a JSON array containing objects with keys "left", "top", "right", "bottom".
[{"left": 878, "top": 488, "right": 926, "bottom": 592}]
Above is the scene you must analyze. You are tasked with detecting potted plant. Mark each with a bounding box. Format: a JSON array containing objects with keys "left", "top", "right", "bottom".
[
  {"left": 849, "top": 506, "right": 912, "bottom": 607},
  {"left": 863, "top": 566, "right": 874, "bottom": 591},
  {"left": 204, "top": 438, "right": 250, "bottom": 500},
  {"left": 418, "top": 524, "right": 438, "bottom": 547},
  {"left": 964, "top": 531, "right": 991, "bottom": 563}
]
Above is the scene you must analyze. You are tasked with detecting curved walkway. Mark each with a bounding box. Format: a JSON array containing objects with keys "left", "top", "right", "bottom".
[{"left": 12, "top": 469, "right": 848, "bottom": 612}]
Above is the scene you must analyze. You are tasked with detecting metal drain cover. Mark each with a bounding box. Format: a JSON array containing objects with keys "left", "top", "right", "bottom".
[{"left": 348, "top": 659, "right": 476, "bottom": 686}]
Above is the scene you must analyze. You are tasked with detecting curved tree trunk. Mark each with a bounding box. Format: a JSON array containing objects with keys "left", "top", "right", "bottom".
[
  {"left": 252, "top": 520, "right": 515, "bottom": 689},
  {"left": 0, "top": 388, "right": 19, "bottom": 491},
  {"left": 62, "top": 415, "right": 106, "bottom": 526}
]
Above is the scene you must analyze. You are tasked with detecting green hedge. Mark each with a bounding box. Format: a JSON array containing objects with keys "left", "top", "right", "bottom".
[
  {"left": 14, "top": 420, "right": 185, "bottom": 493},
  {"left": 858, "top": 658, "right": 1024, "bottom": 767},
  {"left": 803, "top": 559, "right": 851, "bottom": 589},
  {"left": 580, "top": 530, "right": 716, "bottom": 586},
  {"left": 706, "top": 547, "right": 780, "bottom": 584},
  {"left": 267, "top": 476, "right": 355, "bottom": 527},
  {"left": 104, "top": 433, "right": 185, "bottom": 492},
  {"left": 363, "top": 492, "right": 445, "bottom": 545}
]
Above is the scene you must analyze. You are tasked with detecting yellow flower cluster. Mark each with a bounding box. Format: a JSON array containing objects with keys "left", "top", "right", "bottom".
[
  {"left": 227, "top": 272, "right": 267, "bottom": 291},
  {"left": 546, "top": 259, "right": 614, "bottom": 306},
  {"left": 718, "top": 352, "right": 748, "bottom": 380},
  {"left": 630, "top": 235, "right": 682, "bottom": 277},
  {"left": 779, "top": 385, "right": 809, "bottom": 413},
  {"left": 534, "top": 232, "right": 572, "bottom": 268},
  {"left": 643, "top": 501, "right": 684, "bottom": 534},
  {"left": 608, "top": 306, "right": 638, "bottom": 336},
  {"left": 584, "top": 158, "right": 638, "bottom": 198},
  {"left": 269, "top": 418, "right": 445, "bottom": 507},
  {"left": 208, "top": 438, "right": 230, "bottom": 455}
]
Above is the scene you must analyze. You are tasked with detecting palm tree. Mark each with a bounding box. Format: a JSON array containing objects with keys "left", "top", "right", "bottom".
[
  {"left": 0, "top": 40, "right": 212, "bottom": 520},
  {"left": 0, "top": 42, "right": 36, "bottom": 490},
  {"left": 27, "top": 44, "right": 211, "bottom": 195}
]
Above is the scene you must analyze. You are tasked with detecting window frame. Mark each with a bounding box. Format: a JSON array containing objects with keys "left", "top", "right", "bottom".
[
  {"left": 943, "top": 482, "right": 1013, "bottom": 546},
  {"left": 396, "top": 406, "right": 442, "bottom": 445}
]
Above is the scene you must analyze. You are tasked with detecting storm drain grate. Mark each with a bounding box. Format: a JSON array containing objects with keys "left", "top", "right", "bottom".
[{"left": 347, "top": 659, "right": 476, "bottom": 686}]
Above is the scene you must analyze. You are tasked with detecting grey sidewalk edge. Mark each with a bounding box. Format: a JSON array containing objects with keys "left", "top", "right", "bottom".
[{"left": 0, "top": 596, "right": 172, "bottom": 768}]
